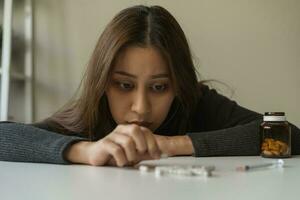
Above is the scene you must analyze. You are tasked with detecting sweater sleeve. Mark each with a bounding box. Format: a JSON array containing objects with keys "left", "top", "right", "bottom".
[
  {"left": 0, "top": 121, "right": 87, "bottom": 164},
  {"left": 188, "top": 119, "right": 261, "bottom": 156},
  {"left": 187, "top": 85, "right": 300, "bottom": 156}
]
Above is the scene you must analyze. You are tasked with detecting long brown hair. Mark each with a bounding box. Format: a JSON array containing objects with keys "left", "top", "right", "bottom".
[{"left": 45, "top": 5, "right": 200, "bottom": 140}]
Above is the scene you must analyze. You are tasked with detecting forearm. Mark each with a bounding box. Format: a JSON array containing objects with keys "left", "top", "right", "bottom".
[
  {"left": 187, "top": 120, "right": 261, "bottom": 156},
  {"left": 0, "top": 122, "right": 85, "bottom": 164}
]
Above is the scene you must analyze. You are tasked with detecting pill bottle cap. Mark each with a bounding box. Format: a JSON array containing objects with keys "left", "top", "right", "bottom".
[{"left": 263, "top": 112, "right": 286, "bottom": 121}]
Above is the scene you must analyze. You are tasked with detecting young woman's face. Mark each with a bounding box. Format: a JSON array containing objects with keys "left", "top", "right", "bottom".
[{"left": 106, "top": 46, "right": 175, "bottom": 132}]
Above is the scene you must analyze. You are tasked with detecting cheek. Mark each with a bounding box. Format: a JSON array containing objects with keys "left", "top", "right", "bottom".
[
  {"left": 106, "top": 88, "right": 130, "bottom": 123},
  {"left": 151, "top": 94, "right": 175, "bottom": 125}
]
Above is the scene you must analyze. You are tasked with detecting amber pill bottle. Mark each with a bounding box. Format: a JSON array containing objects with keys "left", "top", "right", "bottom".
[{"left": 260, "top": 112, "right": 291, "bottom": 158}]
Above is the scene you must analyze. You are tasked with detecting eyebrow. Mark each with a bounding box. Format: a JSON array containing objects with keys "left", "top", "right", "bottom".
[{"left": 114, "top": 70, "right": 170, "bottom": 79}]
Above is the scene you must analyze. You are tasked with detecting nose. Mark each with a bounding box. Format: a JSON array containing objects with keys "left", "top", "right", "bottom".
[{"left": 131, "top": 89, "right": 151, "bottom": 116}]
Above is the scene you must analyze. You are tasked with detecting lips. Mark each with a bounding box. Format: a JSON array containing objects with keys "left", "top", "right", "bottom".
[{"left": 127, "top": 121, "right": 153, "bottom": 128}]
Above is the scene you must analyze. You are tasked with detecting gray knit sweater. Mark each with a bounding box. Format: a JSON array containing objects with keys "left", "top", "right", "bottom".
[{"left": 1, "top": 85, "right": 299, "bottom": 164}]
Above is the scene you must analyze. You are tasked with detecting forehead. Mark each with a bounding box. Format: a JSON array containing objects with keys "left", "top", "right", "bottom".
[{"left": 113, "top": 46, "right": 169, "bottom": 75}]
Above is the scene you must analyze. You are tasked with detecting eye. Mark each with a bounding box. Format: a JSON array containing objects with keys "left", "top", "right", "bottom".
[
  {"left": 150, "top": 83, "right": 168, "bottom": 92},
  {"left": 113, "top": 81, "right": 134, "bottom": 91},
  {"left": 120, "top": 82, "right": 134, "bottom": 90}
]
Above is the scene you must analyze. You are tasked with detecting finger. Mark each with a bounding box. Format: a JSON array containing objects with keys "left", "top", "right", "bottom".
[
  {"left": 88, "top": 141, "right": 111, "bottom": 166},
  {"left": 105, "top": 139, "right": 128, "bottom": 167},
  {"left": 137, "top": 153, "right": 153, "bottom": 161},
  {"left": 107, "top": 157, "right": 117, "bottom": 166},
  {"left": 118, "top": 124, "right": 147, "bottom": 154},
  {"left": 141, "top": 127, "right": 161, "bottom": 159},
  {"left": 131, "top": 154, "right": 153, "bottom": 166},
  {"left": 110, "top": 133, "right": 137, "bottom": 162}
]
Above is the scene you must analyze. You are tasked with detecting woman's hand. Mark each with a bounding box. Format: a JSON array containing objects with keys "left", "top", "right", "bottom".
[
  {"left": 65, "top": 124, "right": 161, "bottom": 167},
  {"left": 154, "top": 134, "right": 195, "bottom": 156}
]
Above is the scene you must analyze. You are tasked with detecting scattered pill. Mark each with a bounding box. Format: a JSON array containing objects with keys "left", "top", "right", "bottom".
[{"left": 139, "top": 165, "right": 150, "bottom": 173}]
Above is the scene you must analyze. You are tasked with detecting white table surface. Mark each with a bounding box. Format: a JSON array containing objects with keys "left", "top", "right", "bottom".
[{"left": 1, "top": 156, "right": 299, "bottom": 200}]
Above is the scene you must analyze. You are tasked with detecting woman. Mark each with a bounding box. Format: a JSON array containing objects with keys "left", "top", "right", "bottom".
[{"left": 1, "top": 5, "right": 299, "bottom": 167}]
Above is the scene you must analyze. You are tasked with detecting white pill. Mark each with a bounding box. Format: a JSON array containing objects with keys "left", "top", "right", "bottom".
[
  {"left": 172, "top": 168, "right": 193, "bottom": 176},
  {"left": 139, "top": 165, "right": 149, "bottom": 173},
  {"left": 155, "top": 168, "right": 163, "bottom": 177},
  {"left": 191, "top": 169, "right": 211, "bottom": 177},
  {"left": 277, "top": 159, "right": 284, "bottom": 168}
]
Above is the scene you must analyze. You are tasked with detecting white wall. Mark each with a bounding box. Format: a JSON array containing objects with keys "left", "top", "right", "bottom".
[{"left": 32, "top": 0, "right": 300, "bottom": 126}]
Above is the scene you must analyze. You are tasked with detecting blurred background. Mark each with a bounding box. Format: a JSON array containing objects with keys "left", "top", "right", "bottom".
[{"left": 0, "top": 0, "right": 299, "bottom": 127}]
